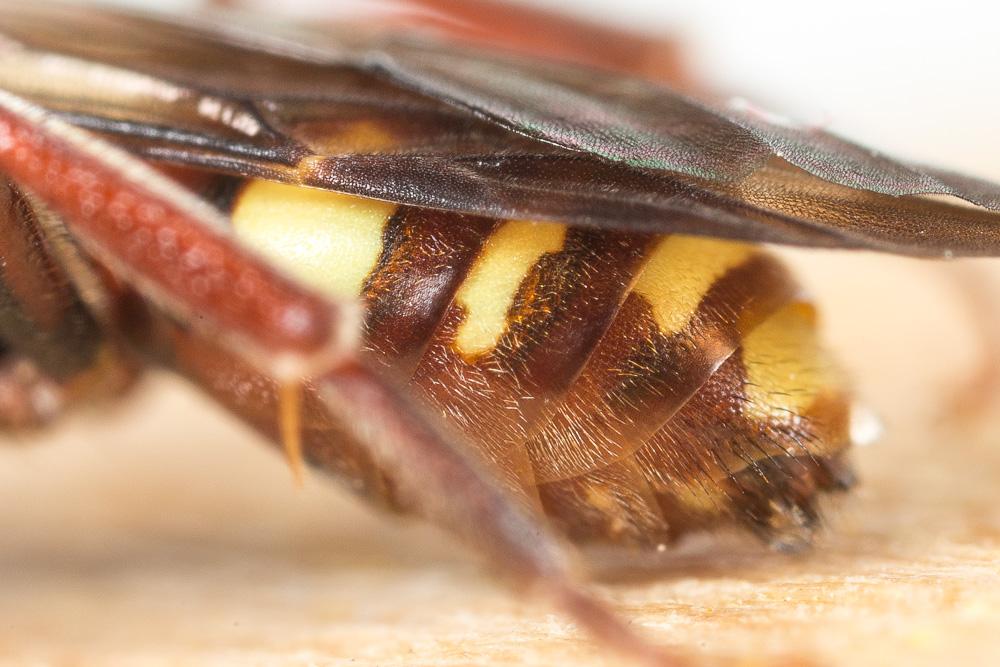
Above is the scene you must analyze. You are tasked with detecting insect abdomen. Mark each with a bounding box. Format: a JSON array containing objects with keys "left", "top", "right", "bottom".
[{"left": 231, "top": 180, "right": 855, "bottom": 547}]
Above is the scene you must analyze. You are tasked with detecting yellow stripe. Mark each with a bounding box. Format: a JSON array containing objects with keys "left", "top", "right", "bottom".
[
  {"left": 633, "top": 235, "right": 753, "bottom": 335},
  {"left": 231, "top": 179, "right": 396, "bottom": 300},
  {"left": 453, "top": 220, "right": 567, "bottom": 359},
  {"left": 741, "top": 302, "right": 835, "bottom": 421}
]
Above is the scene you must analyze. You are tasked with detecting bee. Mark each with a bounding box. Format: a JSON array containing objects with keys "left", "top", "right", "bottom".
[{"left": 1, "top": 2, "right": 999, "bottom": 665}]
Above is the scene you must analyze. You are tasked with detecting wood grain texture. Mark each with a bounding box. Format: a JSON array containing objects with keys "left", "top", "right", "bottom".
[{"left": 1, "top": 250, "right": 999, "bottom": 666}]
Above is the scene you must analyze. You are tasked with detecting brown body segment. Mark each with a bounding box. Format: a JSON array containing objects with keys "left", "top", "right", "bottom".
[
  {"left": 528, "top": 246, "right": 804, "bottom": 544},
  {"left": 220, "top": 166, "right": 854, "bottom": 548},
  {"left": 361, "top": 206, "right": 497, "bottom": 376},
  {"left": 410, "top": 224, "right": 653, "bottom": 502},
  {"left": 221, "top": 175, "right": 855, "bottom": 548}
]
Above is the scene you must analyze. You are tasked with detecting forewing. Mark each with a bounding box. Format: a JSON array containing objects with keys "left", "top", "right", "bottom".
[{"left": 2, "top": 4, "right": 1000, "bottom": 256}]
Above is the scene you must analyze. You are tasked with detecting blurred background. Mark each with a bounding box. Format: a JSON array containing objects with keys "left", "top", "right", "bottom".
[{"left": 1, "top": 1, "right": 998, "bottom": 666}]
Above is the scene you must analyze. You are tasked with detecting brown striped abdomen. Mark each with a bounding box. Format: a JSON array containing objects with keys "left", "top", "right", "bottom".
[{"left": 222, "top": 180, "right": 855, "bottom": 548}]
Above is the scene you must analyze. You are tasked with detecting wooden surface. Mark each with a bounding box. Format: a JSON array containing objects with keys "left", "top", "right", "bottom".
[{"left": 1, "top": 249, "right": 999, "bottom": 666}]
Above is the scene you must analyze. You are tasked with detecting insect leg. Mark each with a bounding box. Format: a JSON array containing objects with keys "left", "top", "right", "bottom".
[
  {"left": 0, "top": 90, "right": 352, "bottom": 382},
  {"left": 0, "top": 179, "right": 135, "bottom": 430},
  {"left": 319, "top": 361, "right": 688, "bottom": 667},
  {"left": 146, "top": 309, "right": 688, "bottom": 667}
]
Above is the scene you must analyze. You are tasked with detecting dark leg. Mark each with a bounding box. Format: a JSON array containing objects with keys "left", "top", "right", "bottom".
[
  {"left": 321, "top": 362, "right": 683, "bottom": 666},
  {"left": 0, "top": 178, "right": 136, "bottom": 431},
  {"left": 144, "top": 307, "right": 686, "bottom": 666}
]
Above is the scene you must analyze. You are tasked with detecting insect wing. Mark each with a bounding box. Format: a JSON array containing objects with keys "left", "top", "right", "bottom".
[{"left": 1, "top": 4, "right": 1000, "bottom": 256}]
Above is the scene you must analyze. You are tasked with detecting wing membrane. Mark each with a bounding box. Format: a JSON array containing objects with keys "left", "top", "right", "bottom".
[{"left": 2, "top": 3, "right": 999, "bottom": 256}]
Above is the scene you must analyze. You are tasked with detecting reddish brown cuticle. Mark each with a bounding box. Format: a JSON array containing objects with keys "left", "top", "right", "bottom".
[{"left": 0, "top": 110, "right": 334, "bottom": 357}]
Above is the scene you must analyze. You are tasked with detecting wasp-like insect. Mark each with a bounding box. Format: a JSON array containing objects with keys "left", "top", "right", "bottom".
[{"left": 2, "top": 1, "right": 1000, "bottom": 665}]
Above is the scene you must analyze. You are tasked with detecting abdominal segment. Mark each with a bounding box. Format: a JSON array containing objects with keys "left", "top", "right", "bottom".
[{"left": 228, "top": 180, "right": 855, "bottom": 548}]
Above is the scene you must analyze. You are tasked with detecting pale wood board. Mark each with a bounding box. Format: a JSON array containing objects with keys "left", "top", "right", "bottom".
[{"left": 1, "top": 250, "right": 998, "bottom": 666}]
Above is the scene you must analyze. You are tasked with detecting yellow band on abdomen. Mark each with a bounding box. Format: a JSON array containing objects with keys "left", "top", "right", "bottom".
[
  {"left": 741, "top": 301, "right": 836, "bottom": 420},
  {"left": 452, "top": 220, "right": 567, "bottom": 359},
  {"left": 632, "top": 235, "right": 753, "bottom": 335},
  {"left": 231, "top": 179, "right": 397, "bottom": 300}
]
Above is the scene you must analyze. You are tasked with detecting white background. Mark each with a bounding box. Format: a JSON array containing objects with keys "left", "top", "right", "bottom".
[{"left": 96, "top": 0, "right": 1000, "bottom": 181}]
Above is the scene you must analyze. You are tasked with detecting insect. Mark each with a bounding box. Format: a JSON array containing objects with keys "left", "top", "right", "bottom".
[{"left": 2, "top": 2, "right": 1000, "bottom": 665}]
